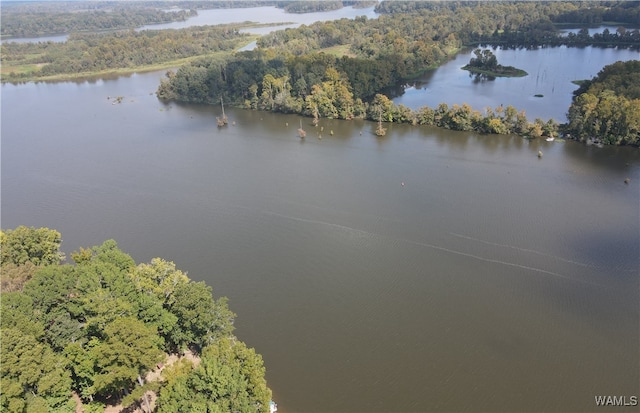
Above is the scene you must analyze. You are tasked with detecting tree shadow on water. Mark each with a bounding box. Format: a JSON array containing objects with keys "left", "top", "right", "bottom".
[{"left": 470, "top": 72, "right": 496, "bottom": 82}]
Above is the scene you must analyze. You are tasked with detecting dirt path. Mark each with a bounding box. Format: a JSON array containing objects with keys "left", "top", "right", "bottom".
[{"left": 75, "top": 350, "right": 201, "bottom": 413}]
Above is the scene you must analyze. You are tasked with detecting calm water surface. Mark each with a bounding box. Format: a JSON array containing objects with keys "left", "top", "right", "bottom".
[
  {"left": 392, "top": 46, "right": 639, "bottom": 121},
  {"left": 2, "top": 70, "right": 638, "bottom": 412}
]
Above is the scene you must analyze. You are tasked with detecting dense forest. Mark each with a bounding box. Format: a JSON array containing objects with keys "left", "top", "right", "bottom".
[
  {"left": 3, "top": 1, "right": 639, "bottom": 82},
  {"left": 0, "top": 6, "right": 196, "bottom": 38},
  {"left": 156, "top": 1, "right": 640, "bottom": 143},
  {"left": 1, "top": 24, "right": 257, "bottom": 81},
  {"left": 258, "top": 2, "right": 640, "bottom": 52},
  {"left": 0, "top": 0, "right": 376, "bottom": 38},
  {"left": 375, "top": 0, "right": 640, "bottom": 27},
  {"left": 0, "top": 226, "right": 272, "bottom": 413},
  {"left": 2, "top": 1, "right": 639, "bottom": 144},
  {"left": 566, "top": 60, "right": 640, "bottom": 145},
  {"left": 157, "top": 49, "right": 558, "bottom": 138},
  {"left": 276, "top": 0, "right": 343, "bottom": 13}
]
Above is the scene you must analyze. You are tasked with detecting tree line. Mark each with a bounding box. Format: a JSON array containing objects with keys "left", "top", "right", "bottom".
[
  {"left": 155, "top": 1, "right": 639, "bottom": 145},
  {"left": 157, "top": 50, "right": 560, "bottom": 139},
  {"left": 0, "top": 0, "right": 296, "bottom": 38},
  {"left": 1, "top": 24, "right": 254, "bottom": 81},
  {"left": 1, "top": 7, "right": 196, "bottom": 38},
  {"left": 276, "top": 1, "right": 344, "bottom": 13},
  {"left": 5, "top": 1, "right": 638, "bottom": 83},
  {"left": 375, "top": 0, "right": 640, "bottom": 27},
  {"left": 259, "top": 2, "right": 640, "bottom": 55},
  {"left": 0, "top": 0, "right": 377, "bottom": 39},
  {"left": 0, "top": 226, "right": 271, "bottom": 413}
]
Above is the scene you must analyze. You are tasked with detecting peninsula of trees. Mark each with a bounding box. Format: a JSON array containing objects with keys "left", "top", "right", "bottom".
[
  {"left": 566, "top": 60, "right": 640, "bottom": 145},
  {"left": 0, "top": 226, "right": 272, "bottom": 413}
]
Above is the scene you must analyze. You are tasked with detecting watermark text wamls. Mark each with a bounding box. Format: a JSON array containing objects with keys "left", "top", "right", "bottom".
[{"left": 595, "top": 396, "right": 638, "bottom": 407}]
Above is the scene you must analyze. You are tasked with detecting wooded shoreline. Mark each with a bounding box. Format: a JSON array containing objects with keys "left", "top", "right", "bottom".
[{"left": 3, "top": 0, "right": 639, "bottom": 146}]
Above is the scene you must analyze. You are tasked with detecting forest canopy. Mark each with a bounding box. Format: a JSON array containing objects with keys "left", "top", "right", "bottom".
[
  {"left": 566, "top": 60, "right": 640, "bottom": 145},
  {"left": 155, "top": 1, "right": 639, "bottom": 145},
  {"left": 0, "top": 6, "right": 196, "bottom": 38},
  {"left": 1, "top": 24, "right": 257, "bottom": 81},
  {"left": 0, "top": 226, "right": 272, "bottom": 413}
]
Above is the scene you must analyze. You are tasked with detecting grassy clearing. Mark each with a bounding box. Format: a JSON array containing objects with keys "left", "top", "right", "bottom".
[
  {"left": 1, "top": 63, "right": 44, "bottom": 76},
  {"left": 318, "top": 44, "right": 355, "bottom": 58},
  {"left": 1, "top": 54, "right": 219, "bottom": 83}
]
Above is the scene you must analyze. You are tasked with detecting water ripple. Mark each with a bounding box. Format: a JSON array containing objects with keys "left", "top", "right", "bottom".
[{"left": 260, "top": 209, "right": 611, "bottom": 289}]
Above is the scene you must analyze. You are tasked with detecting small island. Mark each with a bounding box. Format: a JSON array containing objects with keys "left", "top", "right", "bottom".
[{"left": 462, "top": 48, "right": 528, "bottom": 78}]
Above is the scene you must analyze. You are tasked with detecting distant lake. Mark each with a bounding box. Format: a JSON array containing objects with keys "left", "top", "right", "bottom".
[
  {"left": 558, "top": 24, "right": 639, "bottom": 36},
  {"left": 391, "top": 46, "right": 640, "bottom": 121}
]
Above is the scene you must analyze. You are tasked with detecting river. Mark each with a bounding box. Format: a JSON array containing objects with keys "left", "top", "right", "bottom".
[
  {"left": 2, "top": 5, "right": 640, "bottom": 412},
  {"left": 2, "top": 65, "right": 639, "bottom": 411},
  {"left": 2, "top": 5, "right": 379, "bottom": 43}
]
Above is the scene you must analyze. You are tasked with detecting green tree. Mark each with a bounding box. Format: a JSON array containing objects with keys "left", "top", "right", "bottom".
[
  {"left": 167, "top": 281, "right": 235, "bottom": 351},
  {"left": 468, "top": 48, "right": 498, "bottom": 69},
  {"left": 64, "top": 340, "right": 101, "bottom": 402},
  {"left": 0, "top": 292, "right": 45, "bottom": 339},
  {"left": 89, "top": 317, "right": 163, "bottom": 398},
  {"left": 156, "top": 338, "right": 271, "bottom": 413},
  {"left": 1, "top": 226, "right": 64, "bottom": 266},
  {"left": 22, "top": 264, "right": 77, "bottom": 316},
  {"left": 0, "top": 328, "right": 73, "bottom": 412},
  {"left": 130, "top": 258, "right": 188, "bottom": 301}
]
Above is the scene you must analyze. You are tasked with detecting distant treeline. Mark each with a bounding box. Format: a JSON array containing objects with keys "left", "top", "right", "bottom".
[
  {"left": 371, "top": 1, "right": 640, "bottom": 49},
  {"left": 276, "top": 1, "right": 344, "bottom": 13},
  {"left": 474, "top": 25, "right": 640, "bottom": 50},
  {"left": 156, "top": 1, "right": 640, "bottom": 144},
  {"left": 1, "top": 7, "right": 196, "bottom": 38},
  {"left": 375, "top": 0, "right": 640, "bottom": 27},
  {"left": 0, "top": 0, "right": 378, "bottom": 38},
  {"left": 274, "top": 1, "right": 376, "bottom": 13},
  {"left": 258, "top": 2, "right": 640, "bottom": 61},
  {"left": 1, "top": 25, "right": 253, "bottom": 80}
]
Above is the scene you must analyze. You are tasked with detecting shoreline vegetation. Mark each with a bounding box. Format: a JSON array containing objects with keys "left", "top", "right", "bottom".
[
  {"left": 0, "top": 226, "right": 273, "bottom": 413},
  {"left": 2, "top": 1, "right": 639, "bottom": 146},
  {"left": 0, "top": 22, "right": 286, "bottom": 83}
]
